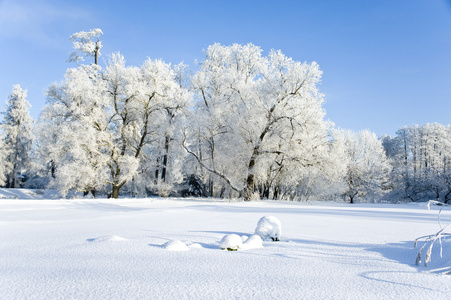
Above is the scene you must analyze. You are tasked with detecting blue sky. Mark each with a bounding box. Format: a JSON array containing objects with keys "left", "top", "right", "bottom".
[{"left": 1, "top": 0, "right": 450, "bottom": 136}]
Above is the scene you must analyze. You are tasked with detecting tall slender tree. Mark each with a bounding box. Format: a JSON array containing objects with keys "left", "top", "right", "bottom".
[
  {"left": 0, "top": 137, "right": 8, "bottom": 186},
  {"left": 1, "top": 85, "right": 33, "bottom": 188}
]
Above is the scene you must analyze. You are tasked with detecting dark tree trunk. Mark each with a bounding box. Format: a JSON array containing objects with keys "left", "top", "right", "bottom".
[
  {"left": 263, "top": 184, "right": 270, "bottom": 199},
  {"left": 51, "top": 160, "right": 56, "bottom": 178},
  {"left": 10, "top": 176, "right": 16, "bottom": 189},
  {"left": 209, "top": 178, "right": 214, "bottom": 197},
  {"left": 244, "top": 148, "right": 259, "bottom": 200},
  {"left": 94, "top": 41, "right": 99, "bottom": 65},
  {"left": 161, "top": 134, "right": 170, "bottom": 182},
  {"left": 155, "top": 157, "right": 160, "bottom": 183},
  {"left": 112, "top": 185, "right": 120, "bottom": 199},
  {"left": 83, "top": 189, "right": 96, "bottom": 198},
  {"left": 274, "top": 186, "right": 280, "bottom": 199}
]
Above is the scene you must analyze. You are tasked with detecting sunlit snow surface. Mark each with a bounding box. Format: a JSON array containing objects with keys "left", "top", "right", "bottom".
[{"left": 1, "top": 191, "right": 451, "bottom": 299}]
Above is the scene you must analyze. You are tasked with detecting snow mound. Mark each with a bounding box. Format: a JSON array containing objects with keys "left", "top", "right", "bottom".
[
  {"left": 87, "top": 235, "right": 128, "bottom": 242},
  {"left": 219, "top": 234, "right": 243, "bottom": 251},
  {"left": 241, "top": 235, "right": 263, "bottom": 250},
  {"left": 188, "top": 243, "right": 203, "bottom": 249},
  {"left": 255, "top": 216, "right": 282, "bottom": 241},
  {"left": 108, "top": 235, "right": 128, "bottom": 242},
  {"left": 162, "top": 240, "right": 190, "bottom": 251}
]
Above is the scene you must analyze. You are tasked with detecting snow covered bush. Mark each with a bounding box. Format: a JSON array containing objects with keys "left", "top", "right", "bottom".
[
  {"left": 241, "top": 235, "right": 263, "bottom": 250},
  {"left": 178, "top": 174, "right": 207, "bottom": 197},
  {"left": 255, "top": 216, "right": 282, "bottom": 241},
  {"left": 219, "top": 234, "right": 243, "bottom": 251}
]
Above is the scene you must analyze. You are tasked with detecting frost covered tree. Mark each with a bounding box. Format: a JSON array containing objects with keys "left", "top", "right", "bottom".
[
  {"left": 185, "top": 43, "right": 333, "bottom": 200},
  {"left": 67, "top": 28, "right": 103, "bottom": 65},
  {"left": 341, "top": 129, "right": 391, "bottom": 203},
  {"left": 38, "top": 52, "right": 189, "bottom": 198},
  {"left": 186, "top": 43, "right": 264, "bottom": 197},
  {"left": 102, "top": 54, "right": 189, "bottom": 197},
  {"left": 38, "top": 64, "right": 108, "bottom": 196},
  {"left": 136, "top": 62, "right": 190, "bottom": 196},
  {"left": 1, "top": 85, "right": 33, "bottom": 188},
  {"left": 0, "top": 137, "right": 8, "bottom": 186}
]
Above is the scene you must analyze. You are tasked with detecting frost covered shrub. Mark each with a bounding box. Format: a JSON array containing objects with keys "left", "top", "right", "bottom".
[
  {"left": 219, "top": 234, "right": 243, "bottom": 251},
  {"left": 255, "top": 216, "right": 282, "bottom": 241},
  {"left": 157, "top": 183, "right": 171, "bottom": 198},
  {"left": 415, "top": 201, "right": 451, "bottom": 272}
]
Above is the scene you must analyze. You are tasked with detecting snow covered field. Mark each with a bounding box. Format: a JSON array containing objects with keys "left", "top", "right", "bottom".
[{"left": 1, "top": 191, "right": 451, "bottom": 299}]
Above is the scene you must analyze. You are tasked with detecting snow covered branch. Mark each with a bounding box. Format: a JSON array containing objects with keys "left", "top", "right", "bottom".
[{"left": 415, "top": 200, "right": 451, "bottom": 270}]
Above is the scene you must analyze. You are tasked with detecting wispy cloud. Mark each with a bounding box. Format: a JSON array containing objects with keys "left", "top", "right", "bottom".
[{"left": 0, "top": 0, "right": 92, "bottom": 48}]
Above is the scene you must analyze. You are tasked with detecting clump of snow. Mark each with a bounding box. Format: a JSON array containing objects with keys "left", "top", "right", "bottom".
[
  {"left": 162, "top": 240, "right": 190, "bottom": 251},
  {"left": 188, "top": 243, "right": 203, "bottom": 249},
  {"left": 219, "top": 234, "right": 243, "bottom": 251},
  {"left": 241, "top": 235, "right": 263, "bottom": 250},
  {"left": 255, "top": 216, "right": 282, "bottom": 241}
]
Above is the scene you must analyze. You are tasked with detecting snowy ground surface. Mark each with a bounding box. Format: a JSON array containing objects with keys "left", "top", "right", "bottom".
[{"left": 1, "top": 189, "right": 451, "bottom": 299}]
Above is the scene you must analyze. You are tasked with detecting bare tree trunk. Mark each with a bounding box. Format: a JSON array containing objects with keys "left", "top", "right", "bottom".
[
  {"left": 155, "top": 157, "right": 160, "bottom": 183},
  {"left": 111, "top": 179, "right": 126, "bottom": 198},
  {"left": 263, "top": 183, "right": 270, "bottom": 199},
  {"left": 244, "top": 147, "right": 259, "bottom": 200},
  {"left": 274, "top": 186, "right": 280, "bottom": 199},
  {"left": 8, "top": 161, "right": 17, "bottom": 188},
  {"left": 161, "top": 134, "right": 170, "bottom": 182},
  {"left": 112, "top": 185, "right": 120, "bottom": 199},
  {"left": 83, "top": 189, "right": 96, "bottom": 198},
  {"left": 51, "top": 160, "right": 56, "bottom": 178},
  {"left": 94, "top": 41, "right": 100, "bottom": 65}
]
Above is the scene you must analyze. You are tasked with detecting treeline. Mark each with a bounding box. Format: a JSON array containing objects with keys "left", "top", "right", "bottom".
[
  {"left": 383, "top": 123, "right": 451, "bottom": 202},
  {"left": 0, "top": 29, "right": 449, "bottom": 203}
]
